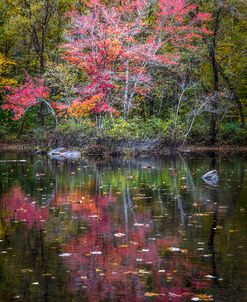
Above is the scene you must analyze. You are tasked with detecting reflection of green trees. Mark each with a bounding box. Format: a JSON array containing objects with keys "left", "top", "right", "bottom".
[{"left": 0, "top": 153, "right": 54, "bottom": 203}]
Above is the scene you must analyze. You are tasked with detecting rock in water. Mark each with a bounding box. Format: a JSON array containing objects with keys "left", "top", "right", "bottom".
[
  {"left": 202, "top": 170, "right": 219, "bottom": 186},
  {"left": 62, "top": 151, "right": 81, "bottom": 159},
  {"left": 48, "top": 148, "right": 67, "bottom": 156},
  {"left": 48, "top": 148, "right": 81, "bottom": 159}
]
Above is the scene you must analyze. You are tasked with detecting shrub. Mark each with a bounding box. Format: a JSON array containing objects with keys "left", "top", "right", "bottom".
[{"left": 219, "top": 122, "right": 247, "bottom": 145}]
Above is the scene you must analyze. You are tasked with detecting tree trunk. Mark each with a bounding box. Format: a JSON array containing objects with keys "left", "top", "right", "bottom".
[
  {"left": 207, "top": 7, "right": 222, "bottom": 145},
  {"left": 18, "top": 117, "right": 26, "bottom": 137},
  {"left": 218, "top": 64, "right": 245, "bottom": 127},
  {"left": 40, "top": 102, "right": 45, "bottom": 127}
]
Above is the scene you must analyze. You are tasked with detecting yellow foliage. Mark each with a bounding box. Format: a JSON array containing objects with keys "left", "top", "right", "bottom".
[{"left": 0, "top": 53, "right": 17, "bottom": 93}]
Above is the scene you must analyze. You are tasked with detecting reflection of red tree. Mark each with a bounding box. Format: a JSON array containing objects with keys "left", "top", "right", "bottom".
[
  {"left": 61, "top": 195, "right": 211, "bottom": 302},
  {"left": 53, "top": 190, "right": 116, "bottom": 220},
  {"left": 2, "top": 186, "right": 49, "bottom": 228}
]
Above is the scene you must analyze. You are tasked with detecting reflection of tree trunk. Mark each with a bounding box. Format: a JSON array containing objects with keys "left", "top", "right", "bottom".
[
  {"left": 207, "top": 154, "right": 219, "bottom": 282},
  {"left": 123, "top": 186, "right": 129, "bottom": 240},
  {"left": 171, "top": 160, "right": 185, "bottom": 225},
  {"left": 40, "top": 230, "right": 49, "bottom": 302},
  {"left": 209, "top": 152, "right": 217, "bottom": 170},
  {"left": 208, "top": 200, "right": 218, "bottom": 284}
]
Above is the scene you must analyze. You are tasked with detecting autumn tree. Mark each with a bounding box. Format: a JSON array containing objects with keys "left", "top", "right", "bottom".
[
  {"left": 3, "top": 74, "right": 57, "bottom": 128},
  {"left": 0, "top": 0, "right": 76, "bottom": 126},
  {"left": 63, "top": 0, "right": 211, "bottom": 119}
]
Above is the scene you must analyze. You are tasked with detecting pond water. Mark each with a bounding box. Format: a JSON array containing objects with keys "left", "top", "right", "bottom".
[{"left": 0, "top": 152, "right": 246, "bottom": 302}]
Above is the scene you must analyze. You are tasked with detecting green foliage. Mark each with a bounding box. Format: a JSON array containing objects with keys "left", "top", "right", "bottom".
[
  {"left": 219, "top": 122, "right": 247, "bottom": 145},
  {"left": 52, "top": 116, "right": 186, "bottom": 143}
]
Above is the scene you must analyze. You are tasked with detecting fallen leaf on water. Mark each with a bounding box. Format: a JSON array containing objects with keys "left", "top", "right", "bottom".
[
  {"left": 123, "top": 271, "right": 138, "bottom": 275},
  {"left": 169, "top": 292, "right": 182, "bottom": 298},
  {"left": 191, "top": 294, "right": 214, "bottom": 301},
  {"left": 134, "top": 223, "right": 144, "bottom": 227},
  {"left": 166, "top": 247, "right": 187, "bottom": 253},
  {"left": 215, "top": 225, "right": 223, "bottom": 230},
  {"left": 59, "top": 253, "right": 72, "bottom": 257},
  {"left": 114, "top": 233, "right": 125, "bottom": 238},
  {"left": 166, "top": 247, "right": 180, "bottom": 252},
  {"left": 229, "top": 229, "right": 239, "bottom": 233},
  {"left": 194, "top": 213, "right": 213, "bottom": 217},
  {"left": 21, "top": 268, "right": 33, "bottom": 273},
  {"left": 138, "top": 269, "right": 151, "bottom": 275},
  {"left": 205, "top": 275, "right": 216, "bottom": 279},
  {"left": 42, "top": 273, "right": 52, "bottom": 277},
  {"left": 90, "top": 251, "right": 102, "bottom": 255},
  {"left": 141, "top": 249, "right": 150, "bottom": 252},
  {"left": 144, "top": 292, "right": 159, "bottom": 297}
]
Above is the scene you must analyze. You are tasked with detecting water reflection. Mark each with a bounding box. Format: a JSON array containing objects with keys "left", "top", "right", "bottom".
[{"left": 0, "top": 153, "right": 246, "bottom": 301}]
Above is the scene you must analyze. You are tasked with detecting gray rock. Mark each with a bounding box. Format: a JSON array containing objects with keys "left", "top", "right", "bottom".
[
  {"left": 48, "top": 148, "right": 67, "bottom": 156},
  {"left": 48, "top": 148, "right": 81, "bottom": 159},
  {"left": 62, "top": 151, "right": 81, "bottom": 159},
  {"left": 202, "top": 170, "right": 219, "bottom": 186}
]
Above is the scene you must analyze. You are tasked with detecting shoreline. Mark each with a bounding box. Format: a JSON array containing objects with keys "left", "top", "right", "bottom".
[{"left": 0, "top": 142, "right": 247, "bottom": 155}]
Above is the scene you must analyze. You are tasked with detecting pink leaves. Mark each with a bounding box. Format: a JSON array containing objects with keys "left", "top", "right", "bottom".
[
  {"left": 62, "top": 0, "right": 211, "bottom": 117},
  {"left": 3, "top": 74, "right": 50, "bottom": 120},
  {"left": 194, "top": 13, "right": 212, "bottom": 22},
  {"left": 157, "top": 0, "right": 212, "bottom": 49},
  {"left": 93, "top": 101, "right": 118, "bottom": 114}
]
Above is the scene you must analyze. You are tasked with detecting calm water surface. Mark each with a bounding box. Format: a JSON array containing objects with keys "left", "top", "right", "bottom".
[{"left": 0, "top": 152, "right": 246, "bottom": 302}]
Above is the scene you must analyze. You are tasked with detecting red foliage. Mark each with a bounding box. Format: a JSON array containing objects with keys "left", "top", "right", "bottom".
[
  {"left": 3, "top": 74, "right": 50, "bottom": 120},
  {"left": 62, "top": 0, "right": 211, "bottom": 114},
  {"left": 69, "top": 94, "right": 118, "bottom": 117}
]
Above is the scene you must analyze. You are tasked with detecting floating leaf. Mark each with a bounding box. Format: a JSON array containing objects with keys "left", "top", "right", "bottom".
[
  {"left": 114, "top": 233, "right": 125, "bottom": 238},
  {"left": 166, "top": 247, "right": 180, "bottom": 252},
  {"left": 59, "top": 253, "right": 72, "bottom": 257},
  {"left": 90, "top": 251, "right": 102, "bottom": 255},
  {"left": 192, "top": 294, "right": 214, "bottom": 301},
  {"left": 144, "top": 292, "right": 159, "bottom": 297},
  {"left": 205, "top": 275, "right": 216, "bottom": 279}
]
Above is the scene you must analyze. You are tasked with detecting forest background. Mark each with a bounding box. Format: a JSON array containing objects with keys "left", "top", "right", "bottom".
[{"left": 0, "top": 0, "right": 246, "bottom": 154}]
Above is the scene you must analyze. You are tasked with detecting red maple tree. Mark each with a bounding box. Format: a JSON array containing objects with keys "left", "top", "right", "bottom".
[
  {"left": 63, "top": 0, "right": 211, "bottom": 118},
  {"left": 3, "top": 74, "right": 50, "bottom": 120}
]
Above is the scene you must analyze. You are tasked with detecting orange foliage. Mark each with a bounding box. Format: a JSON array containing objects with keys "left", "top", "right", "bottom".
[{"left": 69, "top": 94, "right": 102, "bottom": 118}]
